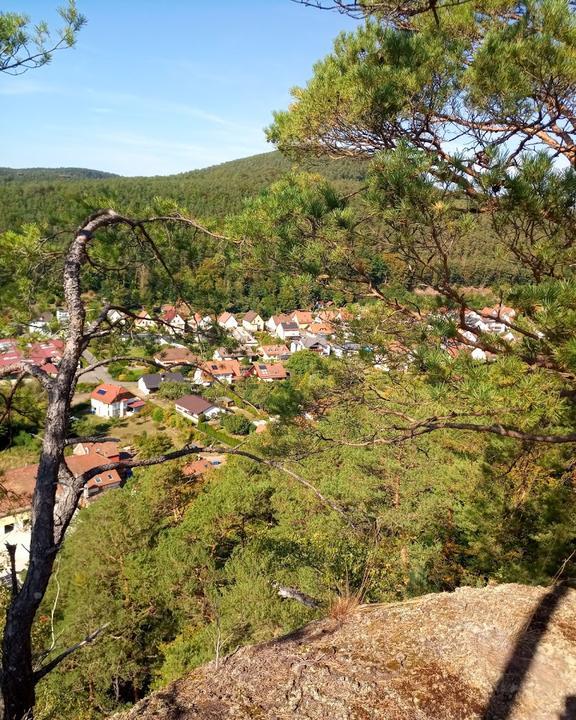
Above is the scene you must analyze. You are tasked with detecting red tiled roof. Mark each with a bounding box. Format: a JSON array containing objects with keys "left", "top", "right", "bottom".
[
  {"left": 308, "top": 322, "right": 334, "bottom": 335},
  {"left": 291, "top": 311, "right": 314, "bottom": 325},
  {"left": 0, "top": 339, "right": 24, "bottom": 370},
  {"left": 260, "top": 345, "right": 290, "bottom": 357},
  {"left": 0, "top": 451, "right": 123, "bottom": 513},
  {"left": 270, "top": 313, "right": 292, "bottom": 325},
  {"left": 252, "top": 362, "right": 287, "bottom": 380},
  {"left": 90, "top": 384, "right": 133, "bottom": 405},
  {"left": 480, "top": 305, "right": 516, "bottom": 320},
  {"left": 75, "top": 441, "right": 120, "bottom": 460},
  {"left": 0, "top": 465, "right": 36, "bottom": 515},
  {"left": 161, "top": 307, "right": 178, "bottom": 322},
  {"left": 218, "top": 312, "right": 236, "bottom": 323},
  {"left": 317, "top": 309, "right": 352, "bottom": 322},
  {"left": 65, "top": 454, "right": 122, "bottom": 490},
  {"left": 200, "top": 360, "right": 241, "bottom": 380},
  {"left": 28, "top": 339, "right": 64, "bottom": 364}
]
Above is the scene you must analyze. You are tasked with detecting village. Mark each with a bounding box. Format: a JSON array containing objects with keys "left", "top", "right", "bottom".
[{"left": 0, "top": 298, "right": 522, "bottom": 581}]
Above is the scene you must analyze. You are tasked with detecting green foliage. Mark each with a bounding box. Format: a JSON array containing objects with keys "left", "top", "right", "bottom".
[
  {"left": 220, "top": 413, "right": 252, "bottom": 436},
  {"left": 157, "top": 381, "right": 190, "bottom": 400},
  {"left": 133, "top": 432, "right": 173, "bottom": 459},
  {"left": 196, "top": 421, "right": 237, "bottom": 446},
  {"left": 0, "top": 1, "right": 85, "bottom": 74},
  {"left": 151, "top": 407, "right": 165, "bottom": 423}
]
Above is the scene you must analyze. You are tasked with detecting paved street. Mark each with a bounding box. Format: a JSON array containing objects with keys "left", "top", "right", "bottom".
[{"left": 80, "top": 349, "right": 114, "bottom": 385}]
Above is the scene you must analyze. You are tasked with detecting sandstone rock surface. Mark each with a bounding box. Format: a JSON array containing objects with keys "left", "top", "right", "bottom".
[{"left": 112, "top": 583, "right": 576, "bottom": 719}]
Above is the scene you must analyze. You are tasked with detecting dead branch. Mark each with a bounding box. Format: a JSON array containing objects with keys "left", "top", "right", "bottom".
[
  {"left": 273, "top": 582, "right": 320, "bottom": 608},
  {"left": 32, "top": 623, "right": 110, "bottom": 682}
]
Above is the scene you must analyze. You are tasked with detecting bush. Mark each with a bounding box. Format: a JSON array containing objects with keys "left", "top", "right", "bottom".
[
  {"left": 133, "top": 432, "right": 173, "bottom": 459},
  {"left": 157, "top": 382, "right": 190, "bottom": 400},
  {"left": 107, "top": 361, "right": 128, "bottom": 379},
  {"left": 151, "top": 407, "right": 165, "bottom": 423},
  {"left": 75, "top": 382, "right": 98, "bottom": 394},
  {"left": 220, "top": 413, "right": 253, "bottom": 436},
  {"left": 11, "top": 430, "right": 42, "bottom": 451}
]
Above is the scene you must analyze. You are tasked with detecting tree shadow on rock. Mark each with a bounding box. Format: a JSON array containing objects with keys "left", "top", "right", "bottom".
[
  {"left": 482, "top": 583, "right": 570, "bottom": 720},
  {"left": 560, "top": 696, "right": 576, "bottom": 720}
]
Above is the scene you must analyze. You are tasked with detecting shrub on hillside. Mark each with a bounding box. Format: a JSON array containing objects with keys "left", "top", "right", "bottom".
[{"left": 220, "top": 413, "right": 252, "bottom": 436}]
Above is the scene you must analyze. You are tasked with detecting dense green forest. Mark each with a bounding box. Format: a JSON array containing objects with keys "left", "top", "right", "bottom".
[
  {"left": 2, "top": 1, "right": 576, "bottom": 719},
  {"left": 0, "top": 151, "right": 366, "bottom": 231}
]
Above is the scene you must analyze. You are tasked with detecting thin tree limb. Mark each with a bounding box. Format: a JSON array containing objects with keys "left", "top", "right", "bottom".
[{"left": 33, "top": 623, "right": 110, "bottom": 683}]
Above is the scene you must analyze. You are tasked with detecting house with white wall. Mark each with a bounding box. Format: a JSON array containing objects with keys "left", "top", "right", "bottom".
[
  {"left": 242, "top": 311, "right": 265, "bottom": 333},
  {"left": 174, "top": 394, "right": 222, "bottom": 423},
  {"left": 90, "top": 384, "right": 138, "bottom": 418},
  {"left": 217, "top": 312, "right": 238, "bottom": 330},
  {"left": 275, "top": 322, "right": 300, "bottom": 341}
]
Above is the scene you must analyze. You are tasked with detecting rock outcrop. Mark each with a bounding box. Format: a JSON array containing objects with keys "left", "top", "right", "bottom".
[{"left": 112, "top": 583, "right": 576, "bottom": 719}]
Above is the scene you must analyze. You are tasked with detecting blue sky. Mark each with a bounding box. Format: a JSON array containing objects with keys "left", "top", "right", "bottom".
[{"left": 0, "top": 1, "right": 358, "bottom": 176}]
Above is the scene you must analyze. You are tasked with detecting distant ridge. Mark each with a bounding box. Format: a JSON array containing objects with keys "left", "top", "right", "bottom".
[
  {"left": 0, "top": 151, "right": 366, "bottom": 184},
  {"left": 0, "top": 151, "right": 367, "bottom": 230},
  {"left": 0, "top": 167, "right": 118, "bottom": 181}
]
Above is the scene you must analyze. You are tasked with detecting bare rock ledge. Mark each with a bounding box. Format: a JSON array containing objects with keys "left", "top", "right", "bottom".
[{"left": 111, "top": 583, "right": 576, "bottom": 720}]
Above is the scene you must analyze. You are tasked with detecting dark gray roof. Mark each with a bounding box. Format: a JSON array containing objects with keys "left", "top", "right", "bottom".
[
  {"left": 140, "top": 372, "right": 186, "bottom": 390},
  {"left": 174, "top": 394, "right": 215, "bottom": 415},
  {"left": 140, "top": 373, "right": 162, "bottom": 390},
  {"left": 162, "top": 372, "right": 185, "bottom": 383}
]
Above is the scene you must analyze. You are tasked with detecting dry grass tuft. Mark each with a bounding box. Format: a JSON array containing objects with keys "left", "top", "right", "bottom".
[{"left": 329, "top": 591, "right": 362, "bottom": 621}]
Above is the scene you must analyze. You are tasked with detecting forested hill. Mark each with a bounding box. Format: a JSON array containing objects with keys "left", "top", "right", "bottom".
[
  {"left": 0, "top": 151, "right": 367, "bottom": 232},
  {"left": 0, "top": 167, "right": 118, "bottom": 182}
]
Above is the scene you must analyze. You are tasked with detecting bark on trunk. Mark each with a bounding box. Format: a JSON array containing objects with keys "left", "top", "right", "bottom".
[{"left": 0, "top": 211, "right": 118, "bottom": 720}]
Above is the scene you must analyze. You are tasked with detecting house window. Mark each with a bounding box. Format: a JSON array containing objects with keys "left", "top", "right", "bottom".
[
  {"left": 95, "top": 477, "right": 102, "bottom": 484},
  {"left": 4, "top": 524, "right": 14, "bottom": 534}
]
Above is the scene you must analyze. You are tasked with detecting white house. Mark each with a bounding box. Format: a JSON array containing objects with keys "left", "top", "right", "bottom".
[
  {"left": 90, "top": 384, "right": 140, "bottom": 418},
  {"left": 27, "top": 312, "right": 53, "bottom": 336},
  {"left": 242, "top": 311, "right": 265, "bottom": 333},
  {"left": 193, "top": 360, "right": 242, "bottom": 386},
  {"left": 107, "top": 308, "right": 126, "bottom": 325},
  {"left": 290, "top": 335, "right": 331, "bottom": 355},
  {"left": 259, "top": 345, "right": 291, "bottom": 361},
  {"left": 0, "top": 464, "right": 35, "bottom": 579},
  {"left": 266, "top": 314, "right": 292, "bottom": 333},
  {"left": 134, "top": 311, "right": 156, "bottom": 330},
  {"left": 275, "top": 322, "right": 300, "bottom": 341},
  {"left": 217, "top": 312, "right": 238, "bottom": 330},
  {"left": 160, "top": 307, "right": 188, "bottom": 335},
  {"left": 55, "top": 308, "right": 70, "bottom": 325},
  {"left": 174, "top": 394, "right": 222, "bottom": 423},
  {"left": 291, "top": 311, "right": 314, "bottom": 329}
]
